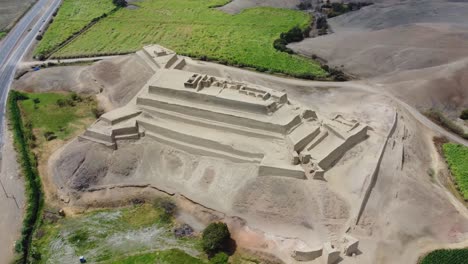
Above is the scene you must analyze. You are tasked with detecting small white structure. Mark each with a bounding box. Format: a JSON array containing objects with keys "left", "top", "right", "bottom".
[
  {"left": 323, "top": 242, "right": 340, "bottom": 264},
  {"left": 342, "top": 235, "right": 359, "bottom": 256},
  {"left": 292, "top": 245, "right": 323, "bottom": 261}
]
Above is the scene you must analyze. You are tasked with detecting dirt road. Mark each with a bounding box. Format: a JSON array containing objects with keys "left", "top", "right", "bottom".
[{"left": 0, "top": 128, "right": 24, "bottom": 264}]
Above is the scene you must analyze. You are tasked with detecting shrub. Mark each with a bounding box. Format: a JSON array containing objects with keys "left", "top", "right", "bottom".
[
  {"left": 280, "top": 26, "right": 304, "bottom": 43},
  {"left": 460, "top": 109, "right": 468, "bottom": 120},
  {"left": 202, "top": 222, "right": 231, "bottom": 256},
  {"left": 209, "top": 252, "right": 229, "bottom": 264},
  {"left": 113, "top": 0, "right": 127, "bottom": 7},
  {"left": 56, "top": 99, "right": 66, "bottom": 107},
  {"left": 35, "top": 35, "right": 43, "bottom": 41},
  {"left": 43, "top": 131, "right": 57, "bottom": 141},
  {"left": 70, "top": 92, "right": 82, "bottom": 102},
  {"left": 153, "top": 198, "right": 176, "bottom": 223}
]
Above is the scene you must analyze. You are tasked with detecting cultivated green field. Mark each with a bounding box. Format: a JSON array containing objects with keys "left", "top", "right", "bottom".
[
  {"left": 34, "top": 0, "right": 116, "bottom": 57},
  {"left": 42, "top": 0, "right": 326, "bottom": 78},
  {"left": 420, "top": 249, "right": 468, "bottom": 264},
  {"left": 443, "top": 143, "right": 468, "bottom": 199}
]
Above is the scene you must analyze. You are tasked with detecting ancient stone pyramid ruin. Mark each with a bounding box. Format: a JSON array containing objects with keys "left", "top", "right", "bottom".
[{"left": 80, "top": 45, "right": 368, "bottom": 181}]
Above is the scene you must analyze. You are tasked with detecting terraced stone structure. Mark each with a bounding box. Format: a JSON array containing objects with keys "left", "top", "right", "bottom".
[{"left": 80, "top": 45, "right": 368, "bottom": 180}]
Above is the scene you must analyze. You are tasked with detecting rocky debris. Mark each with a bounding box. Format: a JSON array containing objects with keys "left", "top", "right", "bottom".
[{"left": 174, "top": 224, "right": 194, "bottom": 238}]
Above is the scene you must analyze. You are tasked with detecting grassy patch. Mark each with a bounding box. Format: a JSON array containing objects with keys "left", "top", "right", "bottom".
[
  {"left": 0, "top": 31, "right": 7, "bottom": 40},
  {"left": 110, "top": 249, "right": 206, "bottom": 264},
  {"left": 443, "top": 143, "right": 468, "bottom": 200},
  {"left": 41, "top": 0, "right": 327, "bottom": 78},
  {"left": 33, "top": 203, "right": 203, "bottom": 263},
  {"left": 34, "top": 0, "right": 116, "bottom": 57},
  {"left": 19, "top": 92, "right": 97, "bottom": 141},
  {"left": 420, "top": 249, "right": 468, "bottom": 264}
]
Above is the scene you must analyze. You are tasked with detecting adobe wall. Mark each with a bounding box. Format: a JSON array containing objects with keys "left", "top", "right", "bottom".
[
  {"left": 148, "top": 84, "right": 276, "bottom": 115},
  {"left": 137, "top": 118, "right": 264, "bottom": 161},
  {"left": 136, "top": 95, "right": 301, "bottom": 134},
  {"left": 318, "top": 125, "right": 368, "bottom": 170},
  {"left": 355, "top": 111, "right": 398, "bottom": 224}
]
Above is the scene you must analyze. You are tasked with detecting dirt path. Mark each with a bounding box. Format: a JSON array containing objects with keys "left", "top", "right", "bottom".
[
  {"left": 0, "top": 127, "right": 25, "bottom": 264},
  {"left": 19, "top": 55, "right": 124, "bottom": 68}
]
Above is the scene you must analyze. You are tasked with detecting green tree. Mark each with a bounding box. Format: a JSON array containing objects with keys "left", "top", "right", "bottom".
[
  {"left": 209, "top": 252, "right": 229, "bottom": 264},
  {"left": 460, "top": 109, "right": 468, "bottom": 120},
  {"left": 202, "top": 222, "right": 231, "bottom": 256}
]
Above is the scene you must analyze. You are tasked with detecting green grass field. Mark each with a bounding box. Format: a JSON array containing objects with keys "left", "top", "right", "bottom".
[
  {"left": 33, "top": 203, "right": 205, "bottom": 263},
  {"left": 34, "top": 0, "right": 116, "bottom": 57},
  {"left": 111, "top": 249, "right": 206, "bottom": 264},
  {"left": 19, "top": 92, "right": 97, "bottom": 141},
  {"left": 420, "top": 249, "right": 468, "bottom": 264},
  {"left": 38, "top": 0, "right": 327, "bottom": 78},
  {"left": 443, "top": 143, "right": 468, "bottom": 199}
]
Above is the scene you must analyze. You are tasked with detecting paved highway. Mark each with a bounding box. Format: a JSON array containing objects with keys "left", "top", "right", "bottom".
[{"left": 0, "top": 0, "right": 62, "bottom": 144}]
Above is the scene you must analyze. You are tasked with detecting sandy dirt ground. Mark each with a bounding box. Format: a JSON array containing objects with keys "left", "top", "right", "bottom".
[
  {"left": 7, "top": 1, "right": 468, "bottom": 261},
  {"left": 0, "top": 0, "right": 36, "bottom": 30},
  {"left": 10, "top": 54, "right": 460, "bottom": 263},
  {"left": 289, "top": 0, "right": 468, "bottom": 79},
  {"left": 13, "top": 54, "right": 154, "bottom": 110},
  {"left": 0, "top": 127, "right": 24, "bottom": 264}
]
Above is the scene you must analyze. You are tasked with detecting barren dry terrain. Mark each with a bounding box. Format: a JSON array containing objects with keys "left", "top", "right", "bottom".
[
  {"left": 11, "top": 51, "right": 467, "bottom": 263},
  {"left": 0, "top": 0, "right": 36, "bottom": 30},
  {"left": 7, "top": 0, "right": 468, "bottom": 263}
]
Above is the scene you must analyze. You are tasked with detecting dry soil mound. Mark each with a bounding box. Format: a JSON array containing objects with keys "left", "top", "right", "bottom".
[
  {"left": 218, "top": 0, "right": 300, "bottom": 14},
  {"left": 13, "top": 54, "right": 153, "bottom": 108}
]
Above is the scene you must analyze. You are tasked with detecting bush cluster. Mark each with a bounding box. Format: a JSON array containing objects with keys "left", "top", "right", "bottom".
[
  {"left": 425, "top": 109, "right": 468, "bottom": 139},
  {"left": 153, "top": 198, "right": 177, "bottom": 223},
  {"left": 56, "top": 92, "right": 83, "bottom": 107},
  {"left": 8, "top": 91, "right": 44, "bottom": 263},
  {"left": 323, "top": 2, "right": 372, "bottom": 18},
  {"left": 273, "top": 26, "right": 306, "bottom": 54},
  {"left": 113, "top": 0, "right": 127, "bottom": 7},
  {"left": 460, "top": 109, "right": 468, "bottom": 120},
  {"left": 202, "top": 222, "right": 231, "bottom": 257}
]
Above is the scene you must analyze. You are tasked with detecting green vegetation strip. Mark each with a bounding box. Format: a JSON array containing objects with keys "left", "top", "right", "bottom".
[
  {"left": 37, "top": 0, "right": 327, "bottom": 78},
  {"left": 443, "top": 143, "right": 468, "bottom": 199},
  {"left": 7, "top": 91, "right": 44, "bottom": 263},
  {"left": 420, "top": 248, "right": 468, "bottom": 264},
  {"left": 0, "top": 31, "right": 7, "bottom": 40}
]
